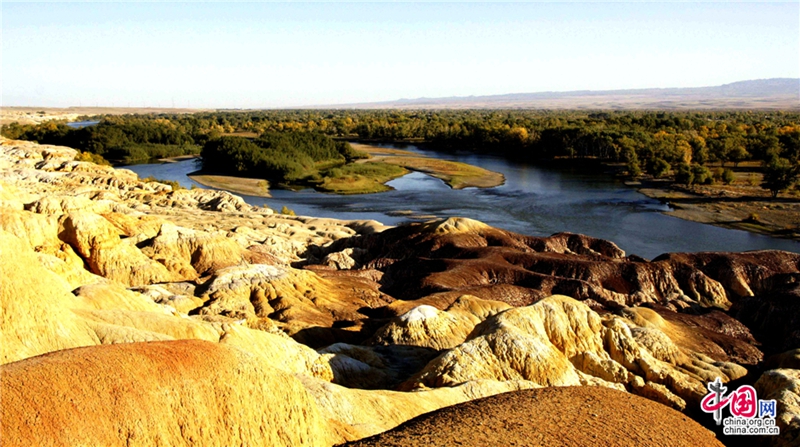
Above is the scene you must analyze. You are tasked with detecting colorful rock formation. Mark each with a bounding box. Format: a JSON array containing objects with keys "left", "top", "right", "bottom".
[{"left": 2, "top": 137, "right": 797, "bottom": 446}]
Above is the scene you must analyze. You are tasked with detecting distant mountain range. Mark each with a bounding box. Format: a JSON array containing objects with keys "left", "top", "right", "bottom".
[{"left": 331, "top": 78, "right": 799, "bottom": 110}]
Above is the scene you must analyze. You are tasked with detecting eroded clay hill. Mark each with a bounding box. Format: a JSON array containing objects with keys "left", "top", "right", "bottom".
[
  {"left": 343, "top": 386, "right": 725, "bottom": 447},
  {"left": 1, "top": 137, "right": 798, "bottom": 446}
]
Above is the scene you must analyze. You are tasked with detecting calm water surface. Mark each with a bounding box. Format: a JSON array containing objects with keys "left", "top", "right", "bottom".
[
  {"left": 123, "top": 143, "right": 800, "bottom": 259},
  {"left": 66, "top": 120, "right": 100, "bottom": 129}
]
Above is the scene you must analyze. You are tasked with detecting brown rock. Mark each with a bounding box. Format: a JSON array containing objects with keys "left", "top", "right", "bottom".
[
  {"left": 655, "top": 251, "right": 800, "bottom": 299},
  {"left": 342, "top": 386, "right": 724, "bottom": 447},
  {"left": 734, "top": 274, "right": 800, "bottom": 353},
  {"left": 313, "top": 218, "right": 799, "bottom": 316}
]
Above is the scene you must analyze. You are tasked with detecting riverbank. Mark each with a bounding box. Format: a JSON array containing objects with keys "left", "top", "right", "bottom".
[
  {"left": 546, "top": 157, "right": 800, "bottom": 242},
  {"left": 637, "top": 180, "right": 800, "bottom": 241},
  {"left": 188, "top": 173, "right": 272, "bottom": 198},
  {"left": 158, "top": 154, "right": 200, "bottom": 163}
]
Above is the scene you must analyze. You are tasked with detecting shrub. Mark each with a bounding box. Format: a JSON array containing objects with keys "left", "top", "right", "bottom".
[
  {"left": 75, "top": 151, "right": 110, "bottom": 165},
  {"left": 721, "top": 168, "right": 735, "bottom": 185},
  {"left": 648, "top": 158, "right": 671, "bottom": 178},
  {"left": 691, "top": 164, "right": 713, "bottom": 185}
]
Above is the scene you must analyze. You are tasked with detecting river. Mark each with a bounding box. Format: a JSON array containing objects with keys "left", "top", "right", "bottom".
[
  {"left": 122, "top": 143, "right": 800, "bottom": 259},
  {"left": 66, "top": 120, "right": 100, "bottom": 129}
]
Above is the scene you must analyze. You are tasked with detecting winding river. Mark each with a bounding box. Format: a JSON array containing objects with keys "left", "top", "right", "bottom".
[{"left": 123, "top": 143, "right": 800, "bottom": 260}]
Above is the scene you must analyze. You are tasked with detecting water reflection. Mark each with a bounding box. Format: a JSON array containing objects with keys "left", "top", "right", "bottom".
[{"left": 122, "top": 144, "right": 800, "bottom": 259}]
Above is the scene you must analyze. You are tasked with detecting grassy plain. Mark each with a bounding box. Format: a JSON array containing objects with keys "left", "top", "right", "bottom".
[{"left": 315, "top": 162, "right": 408, "bottom": 194}]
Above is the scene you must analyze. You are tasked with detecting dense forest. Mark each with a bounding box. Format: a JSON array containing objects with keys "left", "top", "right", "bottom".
[
  {"left": 200, "top": 132, "right": 365, "bottom": 184},
  {"left": 3, "top": 110, "right": 799, "bottom": 195},
  {"left": 1, "top": 116, "right": 203, "bottom": 164}
]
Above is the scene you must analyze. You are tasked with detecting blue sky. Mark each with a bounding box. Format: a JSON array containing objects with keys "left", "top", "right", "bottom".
[{"left": 3, "top": 2, "right": 798, "bottom": 108}]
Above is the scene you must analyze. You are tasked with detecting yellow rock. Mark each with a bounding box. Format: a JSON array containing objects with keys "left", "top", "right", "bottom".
[
  {"left": 370, "top": 296, "right": 511, "bottom": 351},
  {"left": 420, "top": 217, "right": 491, "bottom": 235},
  {"left": 0, "top": 230, "right": 98, "bottom": 364},
  {"left": 369, "top": 305, "right": 471, "bottom": 350},
  {"left": 404, "top": 295, "right": 715, "bottom": 408},
  {"left": 406, "top": 297, "right": 589, "bottom": 389},
  {"left": 60, "top": 212, "right": 176, "bottom": 286},
  {"left": 141, "top": 222, "right": 245, "bottom": 279},
  {"left": 219, "top": 323, "right": 334, "bottom": 381}
]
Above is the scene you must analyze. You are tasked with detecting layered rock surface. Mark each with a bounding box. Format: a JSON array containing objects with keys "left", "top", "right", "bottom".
[{"left": 2, "top": 137, "right": 797, "bottom": 446}]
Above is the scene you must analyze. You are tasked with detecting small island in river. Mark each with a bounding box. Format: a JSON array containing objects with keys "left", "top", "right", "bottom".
[
  {"left": 194, "top": 134, "right": 504, "bottom": 196},
  {"left": 2, "top": 109, "right": 796, "bottom": 242},
  {"left": 348, "top": 143, "right": 506, "bottom": 190}
]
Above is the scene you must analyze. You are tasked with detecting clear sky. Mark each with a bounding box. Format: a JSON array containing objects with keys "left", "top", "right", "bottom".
[{"left": 2, "top": 1, "right": 798, "bottom": 108}]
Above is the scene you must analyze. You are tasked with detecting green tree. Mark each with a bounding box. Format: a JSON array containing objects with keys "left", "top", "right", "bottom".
[
  {"left": 707, "top": 138, "right": 728, "bottom": 165},
  {"left": 746, "top": 135, "right": 780, "bottom": 161},
  {"left": 728, "top": 144, "right": 749, "bottom": 168},
  {"left": 691, "top": 164, "right": 713, "bottom": 185},
  {"left": 648, "top": 158, "right": 671, "bottom": 178},
  {"left": 675, "top": 163, "right": 694, "bottom": 185},
  {"left": 689, "top": 136, "right": 708, "bottom": 164},
  {"left": 761, "top": 157, "right": 799, "bottom": 198},
  {"left": 621, "top": 138, "right": 642, "bottom": 177}
]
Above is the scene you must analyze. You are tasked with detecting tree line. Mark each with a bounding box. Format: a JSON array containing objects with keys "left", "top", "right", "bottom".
[
  {"left": 1, "top": 117, "right": 203, "bottom": 163},
  {"left": 201, "top": 132, "right": 364, "bottom": 184},
  {"left": 2, "top": 109, "right": 799, "bottom": 195}
]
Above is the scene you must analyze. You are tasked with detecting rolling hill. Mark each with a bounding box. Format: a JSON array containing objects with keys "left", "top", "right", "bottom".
[{"left": 333, "top": 78, "right": 799, "bottom": 110}]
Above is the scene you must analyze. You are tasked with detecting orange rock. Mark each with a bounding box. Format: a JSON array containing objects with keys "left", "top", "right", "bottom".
[{"left": 1, "top": 340, "right": 331, "bottom": 447}]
